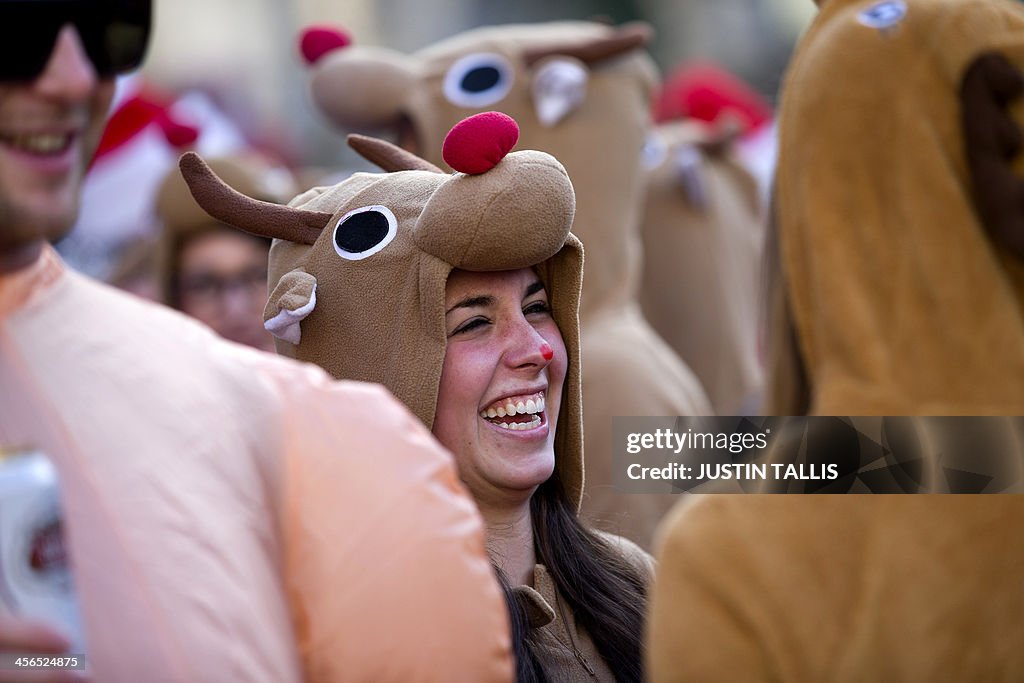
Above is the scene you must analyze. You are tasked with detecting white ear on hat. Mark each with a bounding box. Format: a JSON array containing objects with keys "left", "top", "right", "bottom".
[
  {"left": 265, "top": 271, "right": 319, "bottom": 345},
  {"left": 531, "top": 57, "right": 589, "bottom": 128}
]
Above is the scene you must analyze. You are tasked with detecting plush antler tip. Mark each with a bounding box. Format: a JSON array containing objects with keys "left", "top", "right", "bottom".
[
  {"left": 442, "top": 111, "right": 520, "bottom": 175},
  {"left": 300, "top": 26, "right": 352, "bottom": 65},
  {"left": 178, "top": 150, "right": 201, "bottom": 172},
  {"left": 625, "top": 21, "right": 654, "bottom": 41}
]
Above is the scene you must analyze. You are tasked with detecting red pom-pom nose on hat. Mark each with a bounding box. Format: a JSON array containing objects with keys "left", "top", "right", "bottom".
[
  {"left": 300, "top": 26, "right": 352, "bottom": 65},
  {"left": 160, "top": 118, "right": 199, "bottom": 148},
  {"left": 442, "top": 111, "right": 520, "bottom": 175}
]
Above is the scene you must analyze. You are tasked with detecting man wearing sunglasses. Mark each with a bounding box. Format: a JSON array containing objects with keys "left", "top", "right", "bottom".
[{"left": 0, "top": 3, "right": 513, "bottom": 682}]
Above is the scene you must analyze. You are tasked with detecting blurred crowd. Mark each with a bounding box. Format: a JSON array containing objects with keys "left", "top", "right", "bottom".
[{"left": 4, "top": 0, "right": 1024, "bottom": 681}]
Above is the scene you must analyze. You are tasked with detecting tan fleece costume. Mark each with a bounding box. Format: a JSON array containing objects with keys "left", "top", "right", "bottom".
[
  {"left": 648, "top": 1, "right": 1024, "bottom": 680},
  {"left": 639, "top": 120, "right": 764, "bottom": 415},
  {"left": 301, "top": 20, "right": 711, "bottom": 548},
  {"left": 768, "top": 0, "right": 1024, "bottom": 415}
]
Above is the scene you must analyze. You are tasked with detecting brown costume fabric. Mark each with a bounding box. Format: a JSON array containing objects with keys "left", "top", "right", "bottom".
[
  {"left": 649, "top": 493, "right": 1024, "bottom": 682},
  {"left": 154, "top": 153, "right": 298, "bottom": 308},
  {"left": 178, "top": 135, "right": 586, "bottom": 507},
  {"left": 769, "top": 0, "right": 1024, "bottom": 415},
  {"left": 306, "top": 20, "right": 711, "bottom": 548},
  {"left": 639, "top": 120, "right": 765, "bottom": 415},
  {"left": 649, "top": 1, "right": 1024, "bottom": 680}
]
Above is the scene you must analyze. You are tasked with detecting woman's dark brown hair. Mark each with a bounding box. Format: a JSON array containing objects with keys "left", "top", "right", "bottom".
[{"left": 497, "top": 470, "right": 648, "bottom": 682}]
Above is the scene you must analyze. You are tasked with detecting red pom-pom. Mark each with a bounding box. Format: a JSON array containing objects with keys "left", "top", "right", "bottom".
[
  {"left": 442, "top": 112, "right": 520, "bottom": 175},
  {"left": 299, "top": 26, "right": 352, "bottom": 65},
  {"left": 653, "top": 61, "right": 772, "bottom": 132},
  {"left": 160, "top": 119, "right": 199, "bottom": 148}
]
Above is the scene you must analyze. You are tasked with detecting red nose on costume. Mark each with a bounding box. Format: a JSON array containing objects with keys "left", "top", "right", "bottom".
[
  {"left": 161, "top": 118, "right": 199, "bottom": 148},
  {"left": 299, "top": 26, "right": 352, "bottom": 65},
  {"left": 442, "top": 111, "right": 520, "bottom": 175},
  {"left": 540, "top": 342, "right": 554, "bottom": 361}
]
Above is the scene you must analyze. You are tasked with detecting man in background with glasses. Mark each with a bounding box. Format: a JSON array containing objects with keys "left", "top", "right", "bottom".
[{"left": 0, "top": 3, "right": 513, "bottom": 681}]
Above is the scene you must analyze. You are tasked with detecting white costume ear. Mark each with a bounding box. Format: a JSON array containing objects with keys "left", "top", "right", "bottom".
[
  {"left": 641, "top": 130, "right": 668, "bottom": 170},
  {"left": 264, "top": 270, "right": 318, "bottom": 345},
  {"left": 531, "top": 57, "right": 588, "bottom": 128},
  {"left": 673, "top": 143, "right": 707, "bottom": 211}
]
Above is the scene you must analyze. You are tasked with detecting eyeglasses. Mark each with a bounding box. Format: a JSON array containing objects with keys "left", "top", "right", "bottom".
[
  {"left": 0, "top": 0, "right": 151, "bottom": 82},
  {"left": 178, "top": 266, "right": 269, "bottom": 306}
]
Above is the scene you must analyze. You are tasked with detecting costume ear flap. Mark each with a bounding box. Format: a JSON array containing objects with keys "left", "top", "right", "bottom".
[
  {"left": 522, "top": 21, "right": 652, "bottom": 66},
  {"left": 531, "top": 57, "right": 589, "bottom": 128},
  {"left": 264, "top": 270, "right": 318, "bottom": 344},
  {"left": 960, "top": 51, "right": 1024, "bottom": 259}
]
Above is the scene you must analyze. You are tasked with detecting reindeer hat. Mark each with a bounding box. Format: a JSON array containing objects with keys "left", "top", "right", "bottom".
[{"left": 180, "top": 112, "right": 586, "bottom": 504}]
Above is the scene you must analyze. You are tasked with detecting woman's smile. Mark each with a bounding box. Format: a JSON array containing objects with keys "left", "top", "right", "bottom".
[{"left": 479, "top": 390, "right": 547, "bottom": 432}]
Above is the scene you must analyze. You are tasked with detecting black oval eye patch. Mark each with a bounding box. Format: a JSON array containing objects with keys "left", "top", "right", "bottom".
[
  {"left": 461, "top": 66, "right": 502, "bottom": 93},
  {"left": 335, "top": 210, "right": 391, "bottom": 253}
]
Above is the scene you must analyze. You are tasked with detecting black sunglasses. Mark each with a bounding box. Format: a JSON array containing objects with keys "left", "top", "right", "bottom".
[{"left": 0, "top": 0, "right": 151, "bottom": 82}]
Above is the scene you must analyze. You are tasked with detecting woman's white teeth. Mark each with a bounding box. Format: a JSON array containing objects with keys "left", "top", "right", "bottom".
[
  {"left": 497, "top": 415, "right": 543, "bottom": 431},
  {"left": 6, "top": 134, "right": 69, "bottom": 154},
  {"left": 480, "top": 393, "right": 545, "bottom": 420}
]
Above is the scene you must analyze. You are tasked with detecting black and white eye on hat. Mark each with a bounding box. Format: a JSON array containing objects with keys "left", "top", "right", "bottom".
[
  {"left": 332, "top": 205, "right": 398, "bottom": 260},
  {"left": 443, "top": 52, "right": 514, "bottom": 108}
]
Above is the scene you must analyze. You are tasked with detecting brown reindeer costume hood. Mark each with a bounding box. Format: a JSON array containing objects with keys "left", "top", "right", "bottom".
[
  {"left": 639, "top": 120, "right": 764, "bottom": 415},
  {"left": 770, "top": 0, "right": 1024, "bottom": 414},
  {"left": 179, "top": 112, "right": 586, "bottom": 506}
]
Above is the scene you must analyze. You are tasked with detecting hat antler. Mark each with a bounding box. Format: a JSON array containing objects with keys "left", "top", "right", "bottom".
[
  {"left": 178, "top": 152, "right": 330, "bottom": 245},
  {"left": 347, "top": 134, "right": 444, "bottom": 173},
  {"left": 523, "top": 22, "right": 652, "bottom": 66}
]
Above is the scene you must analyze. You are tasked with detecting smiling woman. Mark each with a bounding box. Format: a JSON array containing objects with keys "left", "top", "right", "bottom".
[
  {"left": 181, "top": 111, "right": 652, "bottom": 682},
  {"left": 434, "top": 269, "right": 567, "bottom": 510},
  {"left": 432, "top": 263, "right": 651, "bottom": 683}
]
